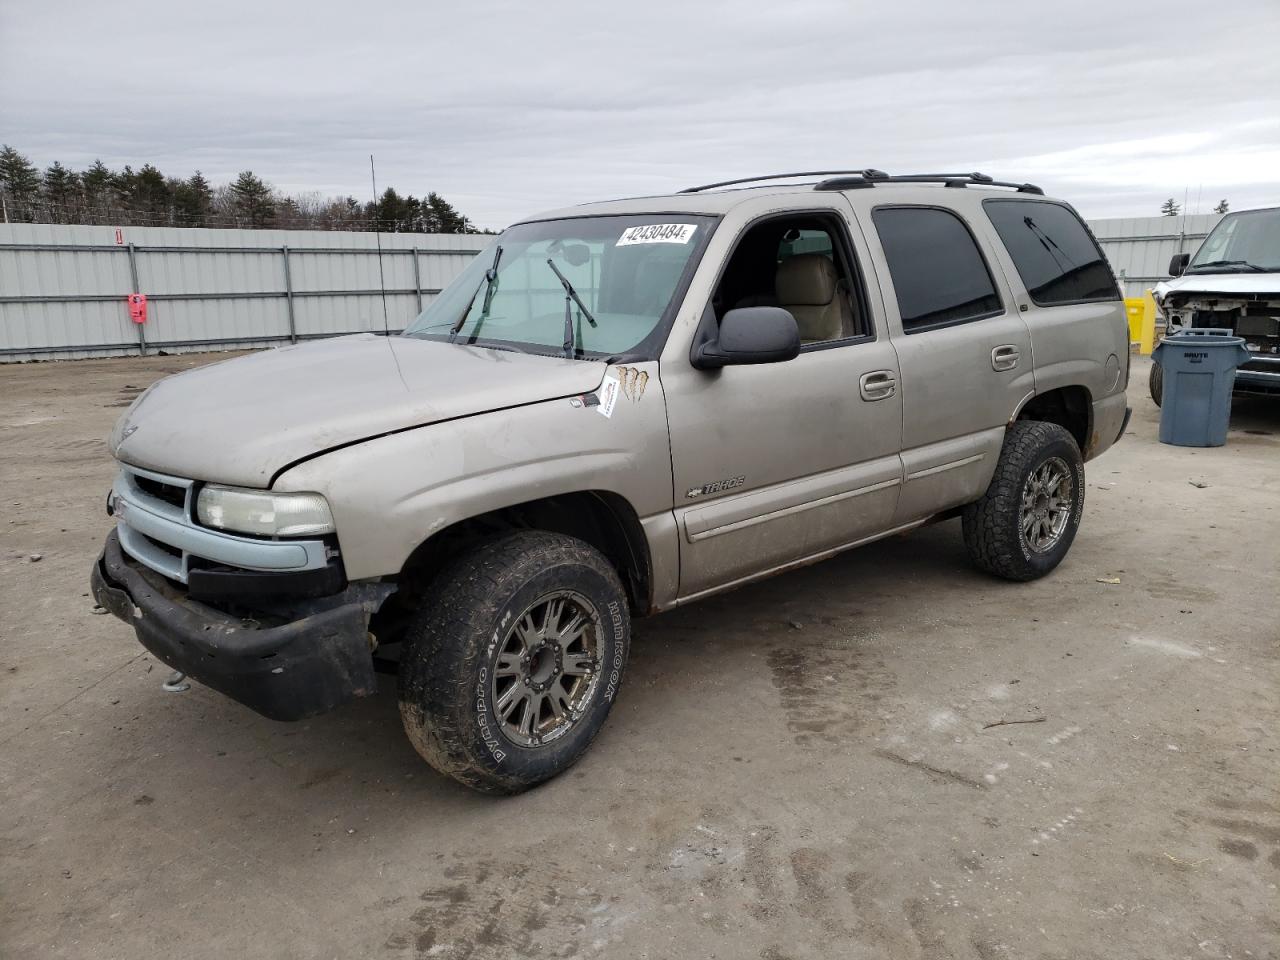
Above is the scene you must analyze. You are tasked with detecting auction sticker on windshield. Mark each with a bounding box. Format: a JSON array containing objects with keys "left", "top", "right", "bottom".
[{"left": 617, "top": 224, "right": 697, "bottom": 245}]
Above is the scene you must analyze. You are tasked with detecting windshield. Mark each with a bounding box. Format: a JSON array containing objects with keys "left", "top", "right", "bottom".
[
  {"left": 1188, "top": 207, "right": 1280, "bottom": 273},
  {"left": 403, "top": 214, "right": 716, "bottom": 357}
]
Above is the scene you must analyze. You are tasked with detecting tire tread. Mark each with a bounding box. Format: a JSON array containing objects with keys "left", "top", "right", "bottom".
[
  {"left": 962, "top": 421, "right": 1082, "bottom": 582},
  {"left": 397, "top": 531, "right": 625, "bottom": 794}
]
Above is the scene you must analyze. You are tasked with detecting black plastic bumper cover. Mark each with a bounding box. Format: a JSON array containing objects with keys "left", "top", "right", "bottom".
[
  {"left": 1116, "top": 406, "right": 1132, "bottom": 443},
  {"left": 91, "top": 529, "right": 379, "bottom": 721}
]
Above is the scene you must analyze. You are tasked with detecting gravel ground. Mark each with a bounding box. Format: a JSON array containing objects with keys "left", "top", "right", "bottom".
[{"left": 1, "top": 352, "right": 1277, "bottom": 960}]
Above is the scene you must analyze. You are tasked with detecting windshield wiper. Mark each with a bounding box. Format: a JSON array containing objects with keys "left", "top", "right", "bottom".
[
  {"left": 450, "top": 245, "right": 502, "bottom": 341},
  {"left": 546, "top": 258, "right": 598, "bottom": 358},
  {"left": 1187, "top": 259, "right": 1267, "bottom": 273}
]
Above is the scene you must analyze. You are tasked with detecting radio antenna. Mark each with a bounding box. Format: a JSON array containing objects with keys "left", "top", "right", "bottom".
[{"left": 370, "top": 154, "right": 391, "bottom": 337}]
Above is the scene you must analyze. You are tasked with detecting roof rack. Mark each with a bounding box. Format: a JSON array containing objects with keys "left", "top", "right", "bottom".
[
  {"left": 677, "top": 170, "right": 889, "bottom": 194},
  {"left": 814, "top": 172, "right": 1045, "bottom": 195},
  {"left": 677, "top": 170, "right": 1043, "bottom": 196}
]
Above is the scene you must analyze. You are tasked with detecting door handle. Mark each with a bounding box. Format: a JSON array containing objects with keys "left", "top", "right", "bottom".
[
  {"left": 991, "top": 345, "right": 1020, "bottom": 371},
  {"left": 859, "top": 370, "right": 897, "bottom": 401}
]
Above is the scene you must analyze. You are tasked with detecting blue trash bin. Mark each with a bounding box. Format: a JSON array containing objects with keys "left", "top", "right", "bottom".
[{"left": 1151, "top": 328, "right": 1252, "bottom": 447}]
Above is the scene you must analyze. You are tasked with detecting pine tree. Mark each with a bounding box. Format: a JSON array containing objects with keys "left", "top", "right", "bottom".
[
  {"left": 367, "top": 187, "right": 421, "bottom": 232},
  {"left": 164, "top": 177, "right": 186, "bottom": 223},
  {"left": 42, "top": 162, "right": 80, "bottom": 217},
  {"left": 422, "top": 191, "right": 473, "bottom": 234},
  {"left": 1160, "top": 197, "right": 1181, "bottom": 217},
  {"left": 112, "top": 165, "right": 139, "bottom": 211},
  {"left": 0, "top": 145, "right": 40, "bottom": 197},
  {"left": 190, "top": 172, "right": 213, "bottom": 221},
  {"left": 230, "top": 171, "right": 276, "bottom": 227},
  {"left": 173, "top": 171, "right": 213, "bottom": 226},
  {"left": 1213, "top": 199, "right": 1229, "bottom": 215},
  {"left": 133, "top": 164, "right": 171, "bottom": 219},
  {"left": 81, "top": 160, "right": 113, "bottom": 218},
  {"left": 1, "top": 144, "right": 483, "bottom": 231}
]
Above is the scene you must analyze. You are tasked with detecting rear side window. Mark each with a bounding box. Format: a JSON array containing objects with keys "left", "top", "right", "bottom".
[
  {"left": 983, "top": 199, "right": 1120, "bottom": 305},
  {"left": 872, "top": 207, "right": 1002, "bottom": 333}
]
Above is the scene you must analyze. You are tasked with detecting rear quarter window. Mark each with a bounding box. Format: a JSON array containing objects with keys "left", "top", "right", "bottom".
[
  {"left": 983, "top": 199, "right": 1121, "bottom": 306},
  {"left": 871, "top": 206, "right": 1003, "bottom": 333}
]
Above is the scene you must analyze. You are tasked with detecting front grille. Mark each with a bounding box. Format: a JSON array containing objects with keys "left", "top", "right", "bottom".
[
  {"left": 1237, "top": 315, "right": 1279, "bottom": 338},
  {"left": 112, "top": 464, "right": 332, "bottom": 585},
  {"left": 140, "top": 532, "right": 182, "bottom": 560},
  {"left": 134, "top": 474, "right": 187, "bottom": 509}
]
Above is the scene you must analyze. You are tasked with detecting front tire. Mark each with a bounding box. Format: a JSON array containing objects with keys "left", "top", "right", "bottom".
[
  {"left": 1149, "top": 361, "right": 1163, "bottom": 407},
  {"left": 398, "top": 531, "right": 630, "bottom": 794},
  {"left": 962, "top": 421, "right": 1085, "bottom": 582}
]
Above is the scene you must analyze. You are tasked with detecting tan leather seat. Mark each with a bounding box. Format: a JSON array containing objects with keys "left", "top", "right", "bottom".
[{"left": 776, "top": 254, "right": 851, "bottom": 342}]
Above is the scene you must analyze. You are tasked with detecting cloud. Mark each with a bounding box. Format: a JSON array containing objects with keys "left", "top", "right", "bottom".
[{"left": 2, "top": 0, "right": 1278, "bottom": 227}]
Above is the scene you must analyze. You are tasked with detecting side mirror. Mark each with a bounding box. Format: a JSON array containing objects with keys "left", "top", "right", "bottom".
[
  {"left": 691, "top": 307, "right": 801, "bottom": 370},
  {"left": 1169, "top": 253, "right": 1190, "bottom": 277}
]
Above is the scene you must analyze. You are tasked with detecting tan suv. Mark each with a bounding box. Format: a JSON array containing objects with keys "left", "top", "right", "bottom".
[{"left": 91, "top": 170, "right": 1131, "bottom": 793}]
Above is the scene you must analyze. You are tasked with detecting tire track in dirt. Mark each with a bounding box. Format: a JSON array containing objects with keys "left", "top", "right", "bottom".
[{"left": 766, "top": 638, "right": 894, "bottom": 746}]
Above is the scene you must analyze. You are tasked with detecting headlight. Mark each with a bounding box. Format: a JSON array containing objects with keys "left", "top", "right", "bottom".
[{"left": 196, "top": 485, "right": 334, "bottom": 537}]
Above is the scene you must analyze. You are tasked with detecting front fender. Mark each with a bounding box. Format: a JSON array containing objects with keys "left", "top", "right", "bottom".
[{"left": 273, "top": 365, "right": 673, "bottom": 582}]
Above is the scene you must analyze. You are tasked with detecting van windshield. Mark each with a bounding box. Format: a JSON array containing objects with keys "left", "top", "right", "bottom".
[
  {"left": 1188, "top": 208, "right": 1280, "bottom": 273},
  {"left": 403, "top": 214, "right": 715, "bottom": 358}
]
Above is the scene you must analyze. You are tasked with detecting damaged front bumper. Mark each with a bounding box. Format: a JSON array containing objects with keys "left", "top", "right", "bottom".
[{"left": 91, "top": 529, "right": 390, "bottom": 721}]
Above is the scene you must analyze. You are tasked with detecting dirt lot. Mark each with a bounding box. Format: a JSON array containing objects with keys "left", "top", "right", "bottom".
[{"left": 1, "top": 352, "right": 1277, "bottom": 960}]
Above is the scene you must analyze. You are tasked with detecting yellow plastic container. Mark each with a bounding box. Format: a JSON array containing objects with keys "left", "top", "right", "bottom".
[
  {"left": 1140, "top": 289, "right": 1158, "bottom": 355},
  {"left": 1124, "top": 298, "right": 1144, "bottom": 345},
  {"left": 1124, "top": 294, "right": 1157, "bottom": 354}
]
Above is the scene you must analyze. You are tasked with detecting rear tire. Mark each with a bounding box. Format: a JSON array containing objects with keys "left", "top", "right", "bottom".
[
  {"left": 398, "top": 531, "right": 630, "bottom": 794},
  {"left": 962, "top": 421, "right": 1085, "bottom": 582},
  {"left": 1149, "top": 361, "right": 1163, "bottom": 407}
]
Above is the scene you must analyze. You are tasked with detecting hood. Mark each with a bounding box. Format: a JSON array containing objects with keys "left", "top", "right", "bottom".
[
  {"left": 111, "top": 334, "right": 606, "bottom": 487},
  {"left": 1155, "top": 272, "right": 1280, "bottom": 299}
]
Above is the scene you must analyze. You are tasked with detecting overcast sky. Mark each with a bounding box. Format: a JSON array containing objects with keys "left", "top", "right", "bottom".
[{"left": 2, "top": 0, "right": 1278, "bottom": 230}]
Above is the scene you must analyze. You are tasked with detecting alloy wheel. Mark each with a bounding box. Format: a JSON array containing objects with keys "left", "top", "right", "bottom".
[
  {"left": 1020, "top": 456, "right": 1074, "bottom": 554},
  {"left": 491, "top": 591, "right": 602, "bottom": 747}
]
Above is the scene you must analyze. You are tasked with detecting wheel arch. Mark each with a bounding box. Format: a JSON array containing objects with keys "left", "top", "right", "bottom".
[
  {"left": 393, "top": 490, "right": 653, "bottom": 618},
  {"left": 1012, "top": 385, "right": 1094, "bottom": 456}
]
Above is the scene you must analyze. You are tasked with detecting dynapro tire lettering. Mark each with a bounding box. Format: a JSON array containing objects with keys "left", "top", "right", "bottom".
[
  {"left": 604, "top": 600, "right": 625, "bottom": 701},
  {"left": 477, "top": 608, "right": 512, "bottom": 761},
  {"left": 476, "top": 662, "right": 506, "bottom": 763}
]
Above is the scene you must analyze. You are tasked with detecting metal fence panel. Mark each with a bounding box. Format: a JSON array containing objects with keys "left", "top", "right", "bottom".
[
  {"left": 294, "top": 293, "right": 421, "bottom": 338},
  {"left": 0, "top": 214, "right": 1231, "bottom": 359},
  {"left": 1089, "top": 214, "right": 1222, "bottom": 297},
  {"left": 0, "top": 223, "right": 489, "bottom": 360}
]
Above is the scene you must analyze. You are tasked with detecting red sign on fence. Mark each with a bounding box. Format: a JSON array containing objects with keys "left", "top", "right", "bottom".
[{"left": 127, "top": 293, "right": 148, "bottom": 324}]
